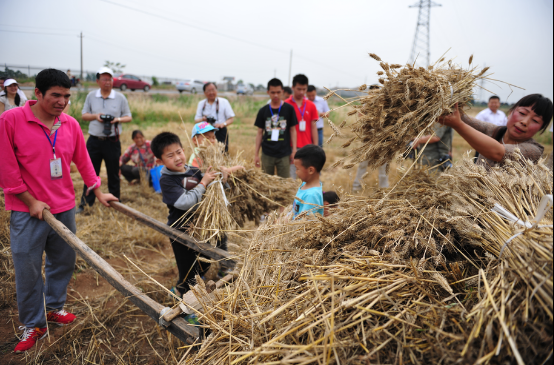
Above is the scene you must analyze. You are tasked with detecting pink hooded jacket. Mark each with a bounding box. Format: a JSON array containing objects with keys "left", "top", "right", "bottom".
[{"left": 0, "top": 101, "right": 101, "bottom": 214}]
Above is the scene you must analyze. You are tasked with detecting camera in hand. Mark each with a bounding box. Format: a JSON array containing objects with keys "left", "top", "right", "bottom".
[
  {"left": 438, "top": 154, "right": 453, "bottom": 171},
  {"left": 205, "top": 116, "right": 217, "bottom": 125},
  {"left": 100, "top": 114, "right": 115, "bottom": 136}
]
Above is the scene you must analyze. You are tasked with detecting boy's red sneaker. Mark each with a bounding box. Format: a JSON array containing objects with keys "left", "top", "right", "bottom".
[
  {"left": 47, "top": 309, "right": 76, "bottom": 326},
  {"left": 14, "top": 326, "right": 48, "bottom": 353}
]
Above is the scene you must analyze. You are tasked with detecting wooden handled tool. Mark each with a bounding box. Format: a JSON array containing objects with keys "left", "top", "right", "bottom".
[
  {"left": 109, "top": 201, "right": 236, "bottom": 269},
  {"left": 43, "top": 209, "right": 199, "bottom": 344},
  {"left": 162, "top": 273, "right": 237, "bottom": 323}
]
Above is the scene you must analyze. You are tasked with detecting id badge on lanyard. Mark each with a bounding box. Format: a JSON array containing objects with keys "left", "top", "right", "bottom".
[
  {"left": 42, "top": 124, "right": 63, "bottom": 180},
  {"left": 269, "top": 102, "right": 283, "bottom": 141},
  {"left": 50, "top": 158, "right": 63, "bottom": 180},
  {"left": 294, "top": 99, "right": 307, "bottom": 132}
]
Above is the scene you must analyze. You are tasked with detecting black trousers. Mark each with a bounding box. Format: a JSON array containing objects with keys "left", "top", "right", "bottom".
[
  {"left": 120, "top": 165, "right": 153, "bottom": 186},
  {"left": 215, "top": 127, "right": 229, "bottom": 152},
  {"left": 80, "top": 136, "right": 121, "bottom": 207},
  {"left": 171, "top": 233, "right": 228, "bottom": 293}
]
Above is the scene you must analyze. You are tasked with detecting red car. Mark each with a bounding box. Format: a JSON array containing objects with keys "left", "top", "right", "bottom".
[{"left": 113, "top": 74, "right": 151, "bottom": 92}]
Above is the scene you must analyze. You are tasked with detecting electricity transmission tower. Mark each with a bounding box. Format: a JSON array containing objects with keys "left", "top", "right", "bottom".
[{"left": 409, "top": 0, "right": 441, "bottom": 67}]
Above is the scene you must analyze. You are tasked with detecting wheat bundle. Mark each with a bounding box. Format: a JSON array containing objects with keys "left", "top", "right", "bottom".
[
  {"left": 187, "top": 179, "right": 238, "bottom": 244},
  {"left": 326, "top": 53, "right": 491, "bottom": 171},
  {"left": 226, "top": 168, "right": 298, "bottom": 226},
  {"left": 185, "top": 153, "right": 552, "bottom": 364},
  {"left": 184, "top": 142, "right": 298, "bottom": 243},
  {"left": 440, "top": 152, "right": 553, "bottom": 364}
]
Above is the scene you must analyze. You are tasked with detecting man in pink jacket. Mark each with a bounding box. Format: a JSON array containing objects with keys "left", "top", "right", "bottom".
[{"left": 0, "top": 69, "right": 118, "bottom": 353}]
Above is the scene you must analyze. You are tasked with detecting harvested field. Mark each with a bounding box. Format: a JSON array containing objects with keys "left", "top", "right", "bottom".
[{"left": 0, "top": 91, "right": 552, "bottom": 364}]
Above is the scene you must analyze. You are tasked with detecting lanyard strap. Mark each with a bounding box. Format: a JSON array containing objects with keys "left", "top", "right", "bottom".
[
  {"left": 41, "top": 123, "right": 59, "bottom": 159},
  {"left": 293, "top": 98, "right": 307, "bottom": 120},
  {"left": 202, "top": 98, "right": 219, "bottom": 118},
  {"left": 269, "top": 102, "right": 283, "bottom": 119}
]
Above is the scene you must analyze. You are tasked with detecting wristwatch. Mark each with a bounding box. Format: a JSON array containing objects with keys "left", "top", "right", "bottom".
[{"left": 117, "top": 117, "right": 121, "bottom": 122}]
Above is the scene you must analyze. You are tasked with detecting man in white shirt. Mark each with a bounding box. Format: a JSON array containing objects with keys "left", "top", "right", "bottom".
[
  {"left": 194, "top": 82, "right": 235, "bottom": 152},
  {"left": 306, "top": 85, "right": 330, "bottom": 148},
  {"left": 78, "top": 67, "right": 132, "bottom": 212},
  {"left": 475, "top": 95, "right": 507, "bottom": 126}
]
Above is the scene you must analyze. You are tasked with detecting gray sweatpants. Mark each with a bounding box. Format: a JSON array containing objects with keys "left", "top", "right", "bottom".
[{"left": 10, "top": 208, "right": 76, "bottom": 328}]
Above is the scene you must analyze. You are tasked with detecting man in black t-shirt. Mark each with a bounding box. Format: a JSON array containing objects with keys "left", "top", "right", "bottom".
[{"left": 254, "top": 78, "right": 298, "bottom": 178}]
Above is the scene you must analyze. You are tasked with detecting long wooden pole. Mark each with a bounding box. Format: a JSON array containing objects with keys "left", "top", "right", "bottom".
[
  {"left": 109, "top": 201, "right": 236, "bottom": 269},
  {"left": 43, "top": 210, "right": 199, "bottom": 344}
]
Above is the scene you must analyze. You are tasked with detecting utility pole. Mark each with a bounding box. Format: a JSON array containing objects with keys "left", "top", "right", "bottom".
[
  {"left": 479, "top": 63, "right": 486, "bottom": 103},
  {"left": 80, "top": 32, "right": 83, "bottom": 82},
  {"left": 409, "top": 0, "right": 441, "bottom": 67},
  {"left": 288, "top": 50, "right": 293, "bottom": 86}
]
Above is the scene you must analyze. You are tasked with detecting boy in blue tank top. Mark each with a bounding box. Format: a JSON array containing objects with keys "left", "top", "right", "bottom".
[{"left": 292, "top": 145, "right": 326, "bottom": 218}]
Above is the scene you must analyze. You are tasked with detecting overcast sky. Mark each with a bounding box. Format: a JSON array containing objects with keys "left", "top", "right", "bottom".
[{"left": 1, "top": 0, "right": 552, "bottom": 102}]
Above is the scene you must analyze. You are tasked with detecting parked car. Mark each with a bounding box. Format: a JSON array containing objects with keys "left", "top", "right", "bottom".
[
  {"left": 113, "top": 74, "right": 151, "bottom": 92},
  {"left": 176, "top": 79, "right": 205, "bottom": 94},
  {"left": 236, "top": 83, "right": 253, "bottom": 95}
]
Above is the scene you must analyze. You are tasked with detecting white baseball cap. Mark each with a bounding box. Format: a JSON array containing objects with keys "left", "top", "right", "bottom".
[
  {"left": 4, "top": 79, "right": 18, "bottom": 87},
  {"left": 96, "top": 67, "right": 114, "bottom": 77}
]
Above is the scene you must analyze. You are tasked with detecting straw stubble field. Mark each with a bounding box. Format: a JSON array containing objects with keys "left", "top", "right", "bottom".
[{"left": 0, "top": 91, "right": 552, "bottom": 364}]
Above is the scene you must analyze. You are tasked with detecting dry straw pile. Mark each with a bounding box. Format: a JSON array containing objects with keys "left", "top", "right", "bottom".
[
  {"left": 326, "top": 53, "right": 492, "bottom": 171},
  {"left": 184, "top": 142, "right": 298, "bottom": 244},
  {"left": 185, "top": 152, "right": 552, "bottom": 364}
]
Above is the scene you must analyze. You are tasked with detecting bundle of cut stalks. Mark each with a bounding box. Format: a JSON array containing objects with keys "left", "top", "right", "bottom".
[
  {"left": 440, "top": 152, "right": 553, "bottom": 364},
  {"left": 226, "top": 168, "right": 298, "bottom": 226},
  {"left": 186, "top": 152, "right": 552, "bottom": 364},
  {"left": 184, "top": 142, "right": 298, "bottom": 243},
  {"left": 186, "top": 178, "right": 238, "bottom": 244},
  {"left": 326, "top": 53, "right": 491, "bottom": 171}
]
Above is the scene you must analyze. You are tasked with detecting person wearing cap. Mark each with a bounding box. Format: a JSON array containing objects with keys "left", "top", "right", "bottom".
[
  {"left": 0, "top": 77, "right": 28, "bottom": 105},
  {"left": 189, "top": 121, "right": 244, "bottom": 174},
  {"left": 194, "top": 82, "right": 235, "bottom": 152},
  {"left": 0, "top": 79, "right": 26, "bottom": 114},
  {"left": 78, "top": 67, "right": 132, "bottom": 213},
  {"left": 189, "top": 121, "right": 218, "bottom": 168}
]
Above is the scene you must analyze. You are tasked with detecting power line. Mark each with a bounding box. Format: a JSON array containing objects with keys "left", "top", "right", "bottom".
[
  {"left": 85, "top": 35, "right": 269, "bottom": 74},
  {"left": 0, "top": 23, "right": 82, "bottom": 32},
  {"left": 97, "top": 0, "right": 284, "bottom": 54},
  {"left": 0, "top": 29, "right": 76, "bottom": 37},
  {"left": 96, "top": 0, "right": 360, "bottom": 79}
]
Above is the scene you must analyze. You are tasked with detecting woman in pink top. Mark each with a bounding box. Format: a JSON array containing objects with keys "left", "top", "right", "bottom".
[{"left": 0, "top": 69, "right": 117, "bottom": 353}]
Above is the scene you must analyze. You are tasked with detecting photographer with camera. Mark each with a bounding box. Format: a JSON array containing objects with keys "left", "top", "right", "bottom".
[
  {"left": 194, "top": 82, "right": 235, "bottom": 152},
  {"left": 78, "top": 67, "right": 132, "bottom": 212}
]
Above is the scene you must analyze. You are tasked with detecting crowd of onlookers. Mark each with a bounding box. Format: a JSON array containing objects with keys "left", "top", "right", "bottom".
[{"left": 0, "top": 67, "right": 552, "bottom": 353}]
